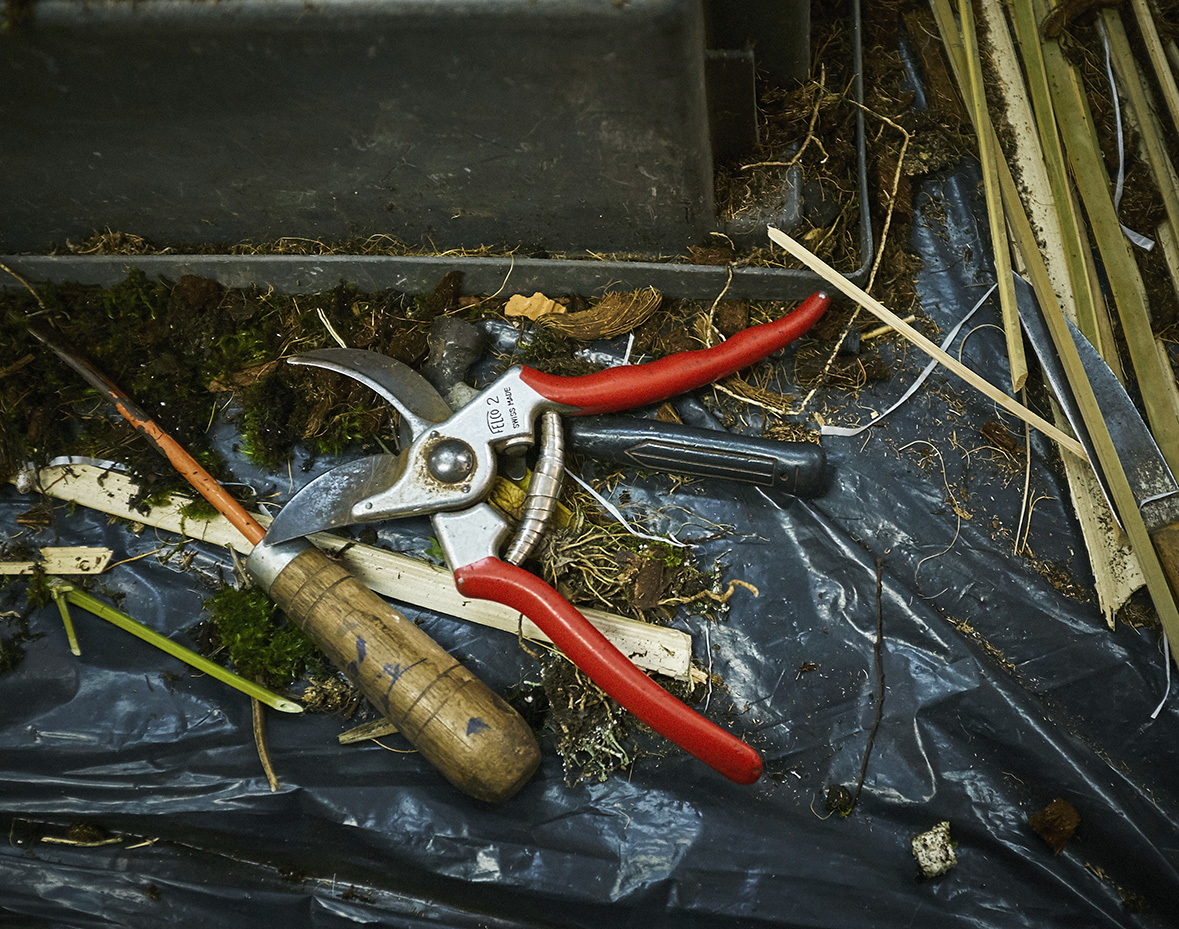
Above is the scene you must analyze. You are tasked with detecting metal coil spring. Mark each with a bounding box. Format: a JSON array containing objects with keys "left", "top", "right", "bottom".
[{"left": 503, "top": 410, "right": 565, "bottom": 565}]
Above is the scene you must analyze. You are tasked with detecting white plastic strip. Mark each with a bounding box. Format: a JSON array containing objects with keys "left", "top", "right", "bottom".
[
  {"left": 566, "top": 471, "right": 687, "bottom": 548},
  {"left": 1099, "top": 19, "right": 1156, "bottom": 252},
  {"left": 820, "top": 284, "right": 997, "bottom": 438},
  {"left": 1152, "top": 630, "right": 1172, "bottom": 719}
]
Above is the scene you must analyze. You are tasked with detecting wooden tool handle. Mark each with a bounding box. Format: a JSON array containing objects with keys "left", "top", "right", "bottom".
[
  {"left": 1150, "top": 524, "right": 1179, "bottom": 606},
  {"left": 248, "top": 540, "right": 541, "bottom": 803}
]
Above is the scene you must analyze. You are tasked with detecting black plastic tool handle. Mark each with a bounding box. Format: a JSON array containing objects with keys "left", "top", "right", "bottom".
[{"left": 567, "top": 417, "right": 827, "bottom": 497}]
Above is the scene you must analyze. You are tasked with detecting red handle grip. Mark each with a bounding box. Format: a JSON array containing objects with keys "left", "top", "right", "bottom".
[
  {"left": 519, "top": 290, "right": 830, "bottom": 416},
  {"left": 454, "top": 557, "right": 763, "bottom": 785}
]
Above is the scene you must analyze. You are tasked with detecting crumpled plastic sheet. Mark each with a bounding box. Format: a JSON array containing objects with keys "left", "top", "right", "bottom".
[{"left": 3, "top": 164, "right": 1178, "bottom": 928}]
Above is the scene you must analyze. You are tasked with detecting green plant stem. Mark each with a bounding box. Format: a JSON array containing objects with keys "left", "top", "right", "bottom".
[
  {"left": 53, "top": 593, "right": 81, "bottom": 657},
  {"left": 49, "top": 582, "right": 303, "bottom": 714}
]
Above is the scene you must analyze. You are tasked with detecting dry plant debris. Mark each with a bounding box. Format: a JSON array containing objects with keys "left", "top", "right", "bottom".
[
  {"left": 539, "top": 288, "right": 662, "bottom": 341},
  {"left": 0, "top": 266, "right": 769, "bottom": 781}
]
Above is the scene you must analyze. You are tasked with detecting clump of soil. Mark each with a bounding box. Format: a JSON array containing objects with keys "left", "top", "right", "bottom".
[
  {"left": 541, "top": 521, "right": 709, "bottom": 619},
  {"left": 0, "top": 609, "right": 36, "bottom": 673},
  {"left": 1029, "top": 797, "right": 1080, "bottom": 854},
  {"left": 537, "top": 651, "right": 712, "bottom": 785}
]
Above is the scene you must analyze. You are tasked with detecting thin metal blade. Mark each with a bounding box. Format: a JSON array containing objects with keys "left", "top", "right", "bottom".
[
  {"left": 264, "top": 453, "right": 408, "bottom": 544},
  {"left": 289, "top": 349, "right": 453, "bottom": 441},
  {"left": 1066, "top": 317, "right": 1179, "bottom": 532}
]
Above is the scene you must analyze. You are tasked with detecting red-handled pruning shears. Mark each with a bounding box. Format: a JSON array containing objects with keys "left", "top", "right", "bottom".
[{"left": 264, "top": 290, "right": 831, "bottom": 784}]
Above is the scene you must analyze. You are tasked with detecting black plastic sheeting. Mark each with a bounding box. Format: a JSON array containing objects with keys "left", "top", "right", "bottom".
[{"left": 4, "top": 169, "right": 1179, "bottom": 928}]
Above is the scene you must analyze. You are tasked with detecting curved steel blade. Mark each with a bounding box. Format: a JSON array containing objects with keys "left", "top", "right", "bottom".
[
  {"left": 289, "top": 349, "right": 453, "bottom": 441},
  {"left": 264, "top": 452, "right": 408, "bottom": 544},
  {"left": 1065, "top": 317, "right": 1179, "bottom": 531}
]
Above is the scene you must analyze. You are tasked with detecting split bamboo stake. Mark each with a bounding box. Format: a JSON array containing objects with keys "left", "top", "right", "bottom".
[
  {"left": 1099, "top": 9, "right": 1179, "bottom": 258},
  {"left": 1129, "top": 0, "right": 1179, "bottom": 142},
  {"left": 1159, "top": 221, "right": 1179, "bottom": 305},
  {"left": 959, "top": 0, "right": 1026, "bottom": 392},
  {"left": 986, "top": 0, "right": 1141, "bottom": 618},
  {"left": 0, "top": 546, "right": 113, "bottom": 576},
  {"left": 766, "top": 226, "right": 1084, "bottom": 459},
  {"left": 1034, "top": 0, "right": 1179, "bottom": 474}
]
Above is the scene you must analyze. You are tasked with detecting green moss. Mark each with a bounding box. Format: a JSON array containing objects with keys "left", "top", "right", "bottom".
[
  {"left": 637, "top": 540, "right": 685, "bottom": 568},
  {"left": 179, "top": 497, "right": 221, "bottom": 521},
  {"left": 517, "top": 327, "right": 593, "bottom": 376},
  {"left": 204, "top": 586, "right": 324, "bottom": 689},
  {"left": 0, "top": 578, "right": 46, "bottom": 674},
  {"left": 23, "top": 571, "right": 53, "bottom": 610},
  {"left": 311, "top": 406, "right": 380, "bottom": 457},
  {"left": 2, "top": 271, "right": 419, "bottom": 495},
  {"left": 240, "top": 372, "right": 301, "bottom": 469},
  {"left": 0, "top": 633, "right": 28, "bottom": 673}
]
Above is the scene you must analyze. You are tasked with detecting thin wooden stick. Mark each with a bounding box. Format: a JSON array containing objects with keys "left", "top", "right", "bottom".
[
  {"left": 28, "top": 461, "right": 695, "bottom": 680},
  {"left": 947, "top": 0, "right": 1137, "bottom": 616},
  {"left": 252, "top": 693, "right": 282, "bottom": 792},
  {"left": 766, "top": 227, "right": 1085, "bottom": 458}
]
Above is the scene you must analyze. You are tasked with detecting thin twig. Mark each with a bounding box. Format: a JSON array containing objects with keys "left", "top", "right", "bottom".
[
  {"left": 661, "top": 578, "right": 759, "bottom": 607},
  {"left": 1, "top": 262, "right": 49, "bottom": 312},
  {"left": 794, "top": 101, "right": 910, "bottom": 416},
  {"left": 710, "top": 378, "right": 796, "bottom": 418},
  {"left": 370, "top": 739, "right": 419, "bottom": 754},
  {"left": 704, "top": 266, "right": 735, "bottom": 347},
  {"left": 252, "top": 693, "right": 281, "bottom": 792},
  {"left": 107, "top": 547, "right": 167, "bottom": 569},
  {"left": 459, "top": 256, "right": 516, "bottom": 311},
  {"left": 740, "top": 65, "right": 826, "bottom": 172},
  {"left": 862, "top": 315, "right": 917, "bottom": 340},
  {"left": 316, "top": 306, "right": 349, "bottom": 348},
  {"left": 1015, "top": 389, "right": 1034, "bottom": 555},
  {"left": 850, "top": 559, "right": 886, "bottom": 811},
  {"left": 857, "top": 104, "right": 911, "bottom": 295},
  {"left": 1018, "top": 493, "right": 1055, "bottom": 555}
]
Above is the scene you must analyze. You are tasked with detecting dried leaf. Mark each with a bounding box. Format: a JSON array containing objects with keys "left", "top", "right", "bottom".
[
  {"left": 504, "top": 292, "right": 566, "bottom": 321},
  {"left": 207, "top": 359, "right": 282, "bottom": 392}
]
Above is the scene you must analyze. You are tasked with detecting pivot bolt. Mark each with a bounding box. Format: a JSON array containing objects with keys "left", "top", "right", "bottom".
[{"left": 427, "top": 438, "right": 476, "bottom": 484}]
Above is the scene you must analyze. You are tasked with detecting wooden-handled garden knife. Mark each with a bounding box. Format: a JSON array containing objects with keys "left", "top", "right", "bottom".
[
  {"left": 25, "top": 321, "right": 543, "bottom": 803},
  {"left": 1019, "top": 277, "right": 1179, "bottom": 663}
]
